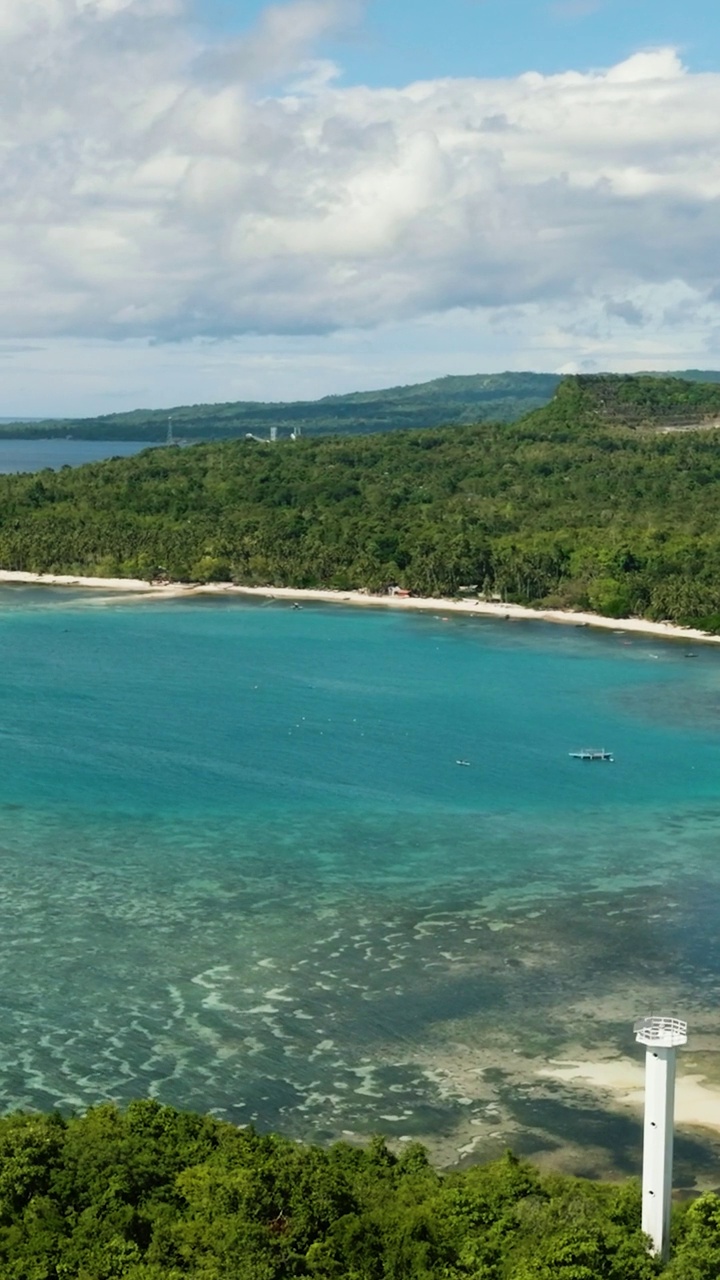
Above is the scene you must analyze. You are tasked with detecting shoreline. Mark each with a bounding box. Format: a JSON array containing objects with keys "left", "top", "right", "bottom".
[
  {"left": 540, "top": 1057, "right": 720, "bottom": 1132},
  {"left": 0, "top": 569, "right": 717, "bottom": 645},
  {"left": 2, "top": 568, "right": 720, "bottom": 1179},
  {"left": 451, "top": 1061, "right": 720, "bottom": 1179}
]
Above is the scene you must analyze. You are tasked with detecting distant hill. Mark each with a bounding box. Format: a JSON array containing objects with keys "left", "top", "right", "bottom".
[
  {"left": 641, "top": 369, "right": 720, "bottom": 384},
  {"left": 0, "top": 416, "right": 48, "bottom": 424},
  {"left": 0, "top": 373, "right": 561, "bottom": 441},
  {"left": 2, "top": 369, "right": 720, "bottom": 441}
]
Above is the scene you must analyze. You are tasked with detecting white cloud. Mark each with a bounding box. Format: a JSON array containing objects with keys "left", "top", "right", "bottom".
[
  {"left": 196, "top": 0, "right": 361, "bottom": 84},
  {"left": 1, "top": 0, "right": 720, "bottom": 365}
]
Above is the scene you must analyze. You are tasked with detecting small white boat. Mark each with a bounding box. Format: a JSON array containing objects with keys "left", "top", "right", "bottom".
[
  {"left": 569, "top": 748, "right": 614, "bottom": 762},
  {"left": 455, "top": 759, "right": 471, "bottom": 767}
]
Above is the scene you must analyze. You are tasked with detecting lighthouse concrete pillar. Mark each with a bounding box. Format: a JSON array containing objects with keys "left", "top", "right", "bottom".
[{"left": 634, "top": 1016, "right": 688, "bottom": 1264}]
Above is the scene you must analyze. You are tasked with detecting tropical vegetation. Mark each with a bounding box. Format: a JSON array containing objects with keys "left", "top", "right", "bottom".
[
  {"left": 0, "top": 1100, "right": 716, "bottom": 1278},
  {"left": 2, "top": 369, "right": 720, "bottom": 443},
  {"left": 0, "top": 373, "right": 561, "bottom": 441},
  {"left": 4, "top": 375, "right": 720, "bottom": 627}
]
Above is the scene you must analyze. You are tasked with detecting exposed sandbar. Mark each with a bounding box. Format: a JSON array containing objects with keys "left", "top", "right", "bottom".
[{"left": 540, "top": 1058, "right": 720, "bottom": 1132}]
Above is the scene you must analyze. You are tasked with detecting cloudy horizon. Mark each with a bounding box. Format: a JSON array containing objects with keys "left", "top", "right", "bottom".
[{"left": 2, "top": 0, "right": 720, "bottom": 416}]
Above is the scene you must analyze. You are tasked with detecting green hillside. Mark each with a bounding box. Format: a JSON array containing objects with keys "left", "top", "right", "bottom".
[
  {"left": 3, "top": 370, "right": 720, "bottom": 442},
  {"left": 5, "top": 374, "right": 720, "bottom": 627},
  {"left": 533, "top": 374, "right": 720, "bottom": 430},
  {"left": 0, "top": 373, "right": 560, "bottom": 441}
]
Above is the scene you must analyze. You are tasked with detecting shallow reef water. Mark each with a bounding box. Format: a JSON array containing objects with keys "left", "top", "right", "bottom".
[{"left": 1, "top": 587, "right": 720, "bottom": 1180}]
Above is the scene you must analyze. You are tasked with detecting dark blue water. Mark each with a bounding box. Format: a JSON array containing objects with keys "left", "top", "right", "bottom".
[
  {"left": 0, "top": 440, "right": 152, "bottom": 473},
  {"left": 0, "top": 588, "right": 718, "bottom": 1173}
]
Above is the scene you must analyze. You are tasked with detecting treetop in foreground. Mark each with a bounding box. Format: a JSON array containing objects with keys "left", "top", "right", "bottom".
[{"left": 0, "top": 1099, "right": 716, "bottom": 1278}]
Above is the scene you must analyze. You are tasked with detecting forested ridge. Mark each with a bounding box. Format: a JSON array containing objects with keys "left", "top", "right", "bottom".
[
  {"left": 0, "top": 1100, "right": 717, "bottom": 1278},
  {"left": 2, "top": 369, "right": 720, "bottom": 443},
  {"left": 5, "top": 375, "right": 720, "bottom": 627},
  {"left": 543, "top": 374, "right": 720, "bottom": 428},
  {"left": 0, "top": 374, "right": 561, "bottom": 441}
]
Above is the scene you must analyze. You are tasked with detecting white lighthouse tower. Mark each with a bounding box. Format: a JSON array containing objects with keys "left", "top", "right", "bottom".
[{"left": 634, "top": 1015, "right": 688, "bottom": 1262}]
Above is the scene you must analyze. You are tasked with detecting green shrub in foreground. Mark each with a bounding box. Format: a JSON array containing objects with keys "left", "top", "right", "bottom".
[{"left": 0, "top": 1100, "right": 718, "bottom": 1277}]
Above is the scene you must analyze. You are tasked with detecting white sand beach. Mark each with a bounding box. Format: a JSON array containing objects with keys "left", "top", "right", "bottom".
[
  {"left": 0, "top": 569, "right": 718, "bottom": 645},
  {"left": 540, "top": 1058, "right": 720, "bottom": 1132}
]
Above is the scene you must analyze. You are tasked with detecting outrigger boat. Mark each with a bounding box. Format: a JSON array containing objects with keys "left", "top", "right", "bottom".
[{"left": 569, "top": 748, "right": 614, "bottom": 762}]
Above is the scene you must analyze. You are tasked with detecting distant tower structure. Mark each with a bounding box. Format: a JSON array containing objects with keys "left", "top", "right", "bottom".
[
  {"left": 166, "top": 415, "right": 175, "bottom": 446},
  {"left": 634, "top": 1015, "right": 688, "bottom": 1262}
]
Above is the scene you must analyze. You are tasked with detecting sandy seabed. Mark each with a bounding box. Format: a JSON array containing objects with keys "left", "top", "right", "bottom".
[{"left": 0, "top": 569, "right": 717, "bottom": 646}]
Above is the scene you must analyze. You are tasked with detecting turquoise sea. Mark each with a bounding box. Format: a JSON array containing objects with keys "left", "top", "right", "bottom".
[
  {"left": 2, "top": 588, "right": 720, "bottom": 1181},
  {"left": 0, "top": 440, "right": 151, "bottom": 473}
]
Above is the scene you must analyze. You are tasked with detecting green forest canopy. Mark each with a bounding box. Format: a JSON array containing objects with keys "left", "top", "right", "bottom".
[
  {"left": 0, "top": 1100, "right": 717, "bottom": 1279},
  {"left": 3, "top": 368, "right": 720, "bottom": 442},
  {"left": 4, "top": 374, "right": 720, "bottom": 628}
]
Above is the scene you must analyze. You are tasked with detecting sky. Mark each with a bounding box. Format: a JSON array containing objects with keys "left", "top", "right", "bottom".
[{"left": 2, "top": 0, "right": 720, "bottom": 416}]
